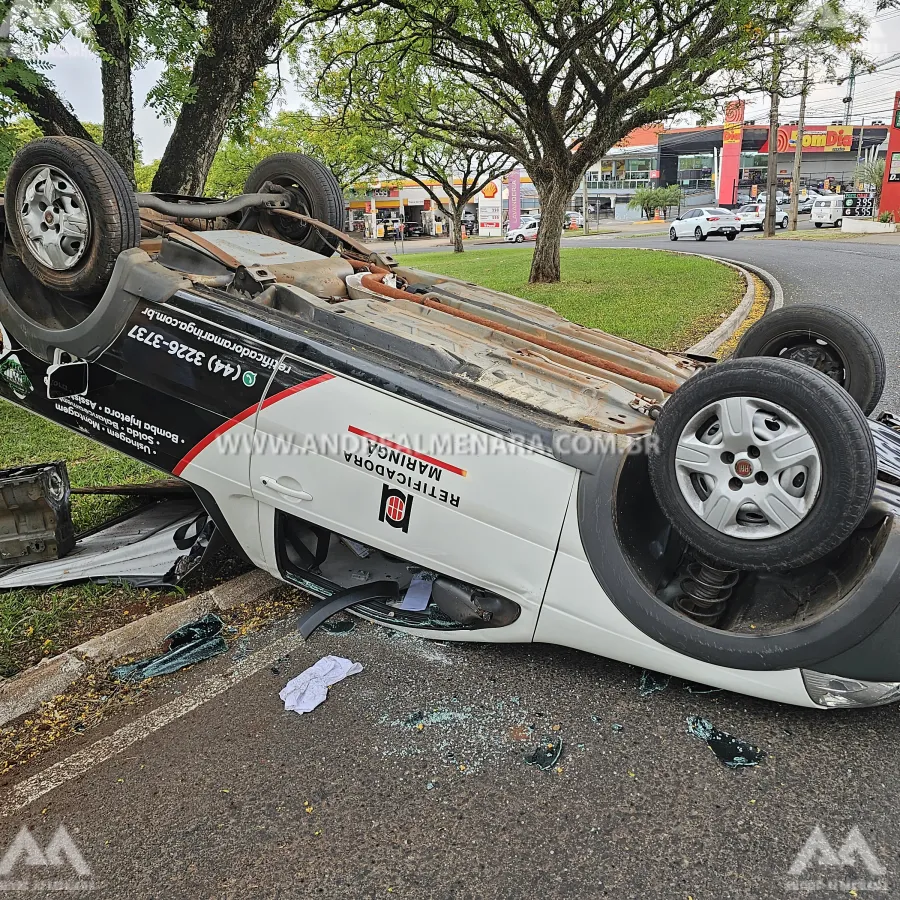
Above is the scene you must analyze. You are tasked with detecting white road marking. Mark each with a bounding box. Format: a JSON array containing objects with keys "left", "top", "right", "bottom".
[{"left": 1, "top": 630, "right": 306, "bottom": 817}]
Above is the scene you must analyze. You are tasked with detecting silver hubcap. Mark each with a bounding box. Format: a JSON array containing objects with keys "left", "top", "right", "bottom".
[
  {"left": 16, "top": 165, "right": 91, "bottom": 271},
  {"left": 674, "top": 396, "right": 821, "bottom": 540}
]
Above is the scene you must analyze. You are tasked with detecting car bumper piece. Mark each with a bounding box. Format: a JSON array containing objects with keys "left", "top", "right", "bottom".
[{"left": 802, "top": 669, "right": 900, "bottom": 708}]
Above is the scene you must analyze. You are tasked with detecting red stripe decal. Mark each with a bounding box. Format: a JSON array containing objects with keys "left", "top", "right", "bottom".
[
  {"left": 348, "top": 425, "right": 467, "bottom": 477},
  {"left": 173, "top": 373, "right": 334, "bottom": 476}
]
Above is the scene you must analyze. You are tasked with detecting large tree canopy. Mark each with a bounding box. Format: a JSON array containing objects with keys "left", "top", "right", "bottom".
[
  {"left": 307, "top": 0, "right": 808, "bottom": 281},
  {"left": 0, "top": 0, "right": 332, "bottom": 192}
]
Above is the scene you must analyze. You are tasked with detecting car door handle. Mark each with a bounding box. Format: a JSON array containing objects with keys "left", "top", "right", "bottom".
[{"left": 259, "top": 476, "right": 313, "bottom": 501}]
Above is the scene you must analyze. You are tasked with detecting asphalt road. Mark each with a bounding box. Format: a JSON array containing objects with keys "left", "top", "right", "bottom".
[{"left": 4, "top": 235, "right": 900, "bottom": 899}]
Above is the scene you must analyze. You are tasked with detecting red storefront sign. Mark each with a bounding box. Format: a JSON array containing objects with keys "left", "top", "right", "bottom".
[
  {"left": 759, "top": 125, "right": 854, "bottom": 153},
  {"left": 718, "top": 100, "right": 745, "bottom": 206},
  {"left": 880, "top": 92, "right": 900, "bottom": 218}
]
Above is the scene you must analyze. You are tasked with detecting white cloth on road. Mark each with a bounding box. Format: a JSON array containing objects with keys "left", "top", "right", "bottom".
[{"left": 279, "top": 655, "right": 364, "bottom": 715}]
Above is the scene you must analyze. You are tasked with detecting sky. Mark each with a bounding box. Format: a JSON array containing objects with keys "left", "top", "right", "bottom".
[{"left": 38, "top": 7, "right": 900, "bottom": 163}]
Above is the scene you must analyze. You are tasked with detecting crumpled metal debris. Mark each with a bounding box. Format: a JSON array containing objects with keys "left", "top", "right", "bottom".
[
  {"left": 524, "top": 736, "right": 563, "bottom": 770},
  {"left": 686, "top": 716, "right": 766, "bottom": 769},
  {"left": 110, "top": 613, "right": 227, "bottom": 683},
  {"left": 639, "top": 670, "right": 671, "bottom": 697}
]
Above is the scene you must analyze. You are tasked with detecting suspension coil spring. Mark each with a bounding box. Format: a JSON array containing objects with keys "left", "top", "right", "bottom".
[{"left": 674, "top": 560, "right": 740, "bottom": 625}]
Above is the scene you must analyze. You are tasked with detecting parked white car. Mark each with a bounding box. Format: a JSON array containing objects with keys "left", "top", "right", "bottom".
[
  {"left": 736, "top": 204, "right": 788, "bottom": 231},
  {"left": 506, "top": 219, "right": 540, "bottom": 242},
  {"left": 565, "top": 212, "right": 584, "bottom": 227},
  {"left": 669, "top": 207, "right": 740, "bottom": 241},
  {"left": 758, "top": 190, "right": 790, "bottom": 205},
  {"left": 811, "top": 196, "right": 844, "bottom": 228}
]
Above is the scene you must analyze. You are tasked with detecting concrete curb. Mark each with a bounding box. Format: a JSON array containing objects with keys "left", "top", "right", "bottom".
[
  {"left": 0, "top": 568, "right": 281, "bottom": 727},
  {"left": 685, "top": 259, "right": 756, "bottom": 357}
]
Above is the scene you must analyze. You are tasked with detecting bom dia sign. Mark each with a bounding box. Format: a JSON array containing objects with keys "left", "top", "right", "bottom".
[{"left": 760, "top": 125, "right": 854, "bottom": 154}]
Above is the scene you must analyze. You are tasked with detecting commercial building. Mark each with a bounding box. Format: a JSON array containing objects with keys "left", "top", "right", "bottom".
[
  {"left": 342, "top": 111, "right": 892, "bottom": 235},
  {"left": 574, "top": 121, "right": 889, "bottom": 220}
]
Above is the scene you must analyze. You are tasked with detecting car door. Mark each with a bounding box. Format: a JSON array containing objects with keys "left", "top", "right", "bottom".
[
  {"left": 249, "top": 359, "right": 578, "bottom": 628},
  {"left": 686, "top": 209, "right": 704, "bottom": 236},
  {"left": 675, "top": 210, "right": 692, "bottom": 236}
]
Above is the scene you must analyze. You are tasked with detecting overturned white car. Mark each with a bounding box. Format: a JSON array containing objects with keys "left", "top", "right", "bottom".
[{"left": 1, "top": 137, "right": 899, "bottom": 709}]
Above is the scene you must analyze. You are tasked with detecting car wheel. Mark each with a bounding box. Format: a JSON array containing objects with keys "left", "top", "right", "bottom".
[
  {"left": 726, "top": 233, "right": 738, "bottom": 241},
  {"left": 730, "top": 305, "right": 886, "bottom": 414},
  {"left": 779, "top": 217, "right": 787, "bottom": 229},
  {"left": 515, "top": 234, "right": 524, "bottom": 243},
  {"left": 694, "top": 226, "right": 706, "bottom": 242},
  {"left": 835, "top": 219, "right": 842, "bottom": 229},
  {"left": 4, "top": 137, "right": 140, "bottom": 296},
  {"left": 244, "top": 152, "right": 344, "bottom": 256},
  {"left": 648, "top": 357, "right": 876, "bottom": 571},
  {"left": 669, "top": 227, "right": 678, "bottom": 241},
  {"left": 814, "top": 222, "right": 823, "bottom": 228}
]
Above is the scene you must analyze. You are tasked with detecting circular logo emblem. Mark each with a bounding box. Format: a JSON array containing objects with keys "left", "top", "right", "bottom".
[
  {"left": 735, "top": 460, "right": 753, "bottom": 477},
  {"left": 242, "top": 371, "right": 257, "bottom": 387},
  {"left": 386, "top": 495, "right": 406, "bottom": 522}
]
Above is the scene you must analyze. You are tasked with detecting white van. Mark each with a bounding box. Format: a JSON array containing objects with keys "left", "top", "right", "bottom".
[{"left": 811, "top": 196, "right": 844, "bottom": 228}]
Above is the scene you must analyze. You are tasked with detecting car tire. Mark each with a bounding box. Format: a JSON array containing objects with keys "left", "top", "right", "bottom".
[
  {"left": 669, "top": 227, "right": 678, "bottom": 241},
  {"left": 779, "top": 217, "right": 787, "bottom": 229},
  {"left": 835, "top": 219, "right": 842, "bottom": 229},
  {"left": 4, "top": 137, "right": 140, "bottom": 296},
  {"left": 648, "top": 357, "right": 876, "bottom": 571},
  {"left": 815, "top": 222, "right": 822, "bottom": 228},
  {"left": 694, "top": 226, "right": 706, "bottom": 242},
  {"left": 730, "top": 304, "right": 886, "bottom": 414},
  {"left": 515, "top": 234, "right": 524, "bottom": 243},
  {"left": 244, "top": 152, "right": 344, "bottom": 256},
  {"left": 726, "top": 233, "right": 737, "bottom": 241}
]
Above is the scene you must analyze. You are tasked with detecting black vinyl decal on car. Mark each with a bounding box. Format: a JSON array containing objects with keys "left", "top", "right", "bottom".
[
  {"left": 103, "top": 304, "right": 285, "bottom": 420},
  {"left": 379, "top": 485, "right": 414, "bottom": 532},
  {"left": 0, "top": 344, "right": 227, "bottom": 473},
  {"left": 173, "top": 372, "right": 334, "bottom": 475}
]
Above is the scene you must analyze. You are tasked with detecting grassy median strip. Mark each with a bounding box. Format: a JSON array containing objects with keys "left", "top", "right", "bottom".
[
  {"left": 401, "top": 247, "right": 744, "bottom": 350},
  {"left": 0, "top": 400, "right": 164, "bottom": 676}
]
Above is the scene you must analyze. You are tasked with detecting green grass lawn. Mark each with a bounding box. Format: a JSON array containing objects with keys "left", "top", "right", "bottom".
[
  {"left": 0, "top": 400, "right": 159, "bottom": 534},
  {"left": 0, "top": 400, "right": 162, "bottom": 676},
  {"left": 400, "top": 247, "right": 744, "bottom": 351}
]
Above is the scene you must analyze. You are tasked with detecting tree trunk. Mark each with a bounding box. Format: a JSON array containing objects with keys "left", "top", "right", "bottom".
[
  {"left": 0, "top": 59, "right": 95, "bottom": 141},
  {"left": 450, "top": 210, "right": 464, "bottom": 252},
  {"left": 787, "top": 59, "right": 808, "bottom": 232},
  {"left": 151, "top": 0, "right": 283, "bottom": 195},
  {"left": 764, "top": 42, "right": 781, "bottom": 238},
  {"left": 529, "top": 180, "right": 573, "bottom": 283},
  {"left": 94, "top": 0, "right": 136, "bottom": 184}
]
